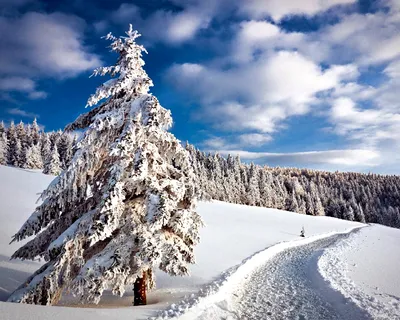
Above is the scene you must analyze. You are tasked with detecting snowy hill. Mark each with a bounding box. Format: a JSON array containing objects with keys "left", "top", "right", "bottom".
[{"left": 0, "top": 165, "right": 399, "bottom": 319}]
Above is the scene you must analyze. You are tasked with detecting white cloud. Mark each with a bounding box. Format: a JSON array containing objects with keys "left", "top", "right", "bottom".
[
  {"left": 232, "top": 20, "right": 331, "bottom": 64},
  {"left": 331, "top": 82, "right": 376, "bottom": 101},
  {"left": 240, "top": 0, "right": 357, "bottom": 21},
  {"left": 233, "top": 20, "right": 285, "bottom": 63},
  {"left": 384, "top": 59, "right": 400, "bottom": 78},
  {"left": 7, "top": 107, "right": 39, "bottom": 119},
  {"left": 28, "top": 91, "right": 47, "bottom": 99},
  {"left": 239, "top": 133, "right": 273, "bottom": 146},
  {"left": 0, "top": 77, "right": 35, "bottom": 92},
  {"left": 0, "top": 77, "right": 47, "bottom": 100},
  {"left": 0, "top": 11, "right": 101, "bottom": 101},
  {"left": 201, "top": 102, "right": 286, "bottom": 133},
  {"left": 168, "top": 51, "right": 357, "bottom": 133},
  {"left": 234, "top": 6, "right": 400, "bottom": 67},
  {"left": 161, "top": 1, "right": 400, "bottom": 173},
  {"left": 331, "top": 98, "right": 380, "bottom": 125},
  {"left": 217, "top": 149, "right": 380, "bottom": 167},
  {"left": 109, "top": 2, "right": 212, "bottom": 44},
  {"left": 330, "top": 98, "right": 400, "bottom": 151},
  {"left": 0, "top": 12, "right": 101, "bottom": 77},
  {"left": 203, "top": 133, "right": 272, "bottom": 150},
  {"left": 166, "top": 11, "right": 210, "bottom": 43},
  {"left": 202, "top": 137, "right": 229, "bottom": 149},
  {"left": 321, "top": 11, "right": 400, "bottom": 65}
]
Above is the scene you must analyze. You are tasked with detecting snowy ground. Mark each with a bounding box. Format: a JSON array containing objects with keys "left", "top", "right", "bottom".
[
  {"left": 0, "top": 165, "right": 399, "bottom": 319},
  {"left": 319, "top": 225, "right": 400, "bottom": 320},
  {"left": 196, "top": 231, "right": 371, "bottom": 320}
]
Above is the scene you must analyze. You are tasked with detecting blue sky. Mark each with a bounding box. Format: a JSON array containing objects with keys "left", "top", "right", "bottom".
[{"left": 1, "top": 0, "right": 400, "bottom": 173}]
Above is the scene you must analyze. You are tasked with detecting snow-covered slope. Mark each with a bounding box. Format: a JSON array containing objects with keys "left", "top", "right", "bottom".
[
  {"left": 0, "top": 164, "right": 397, "bottom": 320},
  {"left": 0, "top": 166, "right": 53, "bottom": 303},
  {"left": 319, "top": 224, "right": 400, "bottom": 319}
]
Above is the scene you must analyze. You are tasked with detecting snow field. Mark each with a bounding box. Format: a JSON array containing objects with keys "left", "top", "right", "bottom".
[
  {"left": 0, "top": 165, "right": 366, "bottom": 319},
  {"left": 154, "top": 224, "right": 363, "bottom": 319}
]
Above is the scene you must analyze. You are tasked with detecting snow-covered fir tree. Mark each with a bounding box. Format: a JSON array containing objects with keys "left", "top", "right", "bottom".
[
  {"left": 0, "top": 121, "right": 5, "bottom": 135},
  {"left": 57, "top": 133, "right": 74, "bottom": 169},
  {"left": 24, "top": 144, "right": 43, "bottom": 169},
  {"left": 43, "top": 144, "right": 61, "bottom": 175},
  {"left": 31, "top": 118, "right": 41, "bottom": 145},
  {"left": 40, "top": 133, "right": 52, "bottom": 165},
  {"left": 15, "top": 121, "right": 28, "bottom": 165},
  {"left": 6, "top": 120, "right": 15, "bottom": 140},
  {"left": 8, "top": 26, "right": 202, "bottom": 306},
  {"left": 10, "top": 137, "right": 23, "bottom": 167},
  {"left": 0, "top": 133, "right": 7, "bottom": 165}
]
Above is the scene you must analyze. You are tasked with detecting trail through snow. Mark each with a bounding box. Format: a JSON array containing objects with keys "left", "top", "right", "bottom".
[
  {"left": 155, "top": 228, "right": 367, "bottom": 320},
  {"left": 229, "top": 230, "right": 371, "bottom": 320}
]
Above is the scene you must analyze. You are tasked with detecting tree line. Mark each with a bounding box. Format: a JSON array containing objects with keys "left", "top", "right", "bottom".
[
  {"left": 186, "top": 144, "right": 400, "bottom": 229},
  {"left": 0, "top": 119, "right": 75, "bottom": 175},
  {"left": 1, "top": 120, "right": 399, "bottom": 229}
]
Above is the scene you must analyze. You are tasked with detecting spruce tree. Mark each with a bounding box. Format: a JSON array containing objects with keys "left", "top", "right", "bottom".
[
  {"left": 40, "top": 134, "right": 51, "bottom": 163},
  {"left": 31, "top": 118, "right": 41, "bottom": 145},
  {"left": 16, "top": 121, "right": 26, "bottom": 146},
  {"left": 9, "top": 26, "right": 202, "bottom": 306},
  {"left": 24, "top": 144, "right": 44, "bottom": 169},
  {"left": 7, "top": 121, "right": 16, "bottom": 165},
  {"left": 6, "top": 120, "right": 15, "bottom": 141},
  {"left": 43, "top": 144, "right": 61, "bottom": 175},
  {"left": 0, "top": 133, "right": 8, "bottom": 165},
  {"left": 10, "top": 137, "right": 22, "bottom": 167},
  {"left": 0, "top": 121, "right": 5, "bottom": 135},
  {"left": 57, "top": 133, "right": 74, "bottom": 169}
]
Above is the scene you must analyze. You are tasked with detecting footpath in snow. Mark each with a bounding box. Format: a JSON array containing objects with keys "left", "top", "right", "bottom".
[
  {"left": 155, "top": 227, "right": 364, "bottom": 320},
  {"left": 0, "top": 165, "right": 378, "bottom": 320}
]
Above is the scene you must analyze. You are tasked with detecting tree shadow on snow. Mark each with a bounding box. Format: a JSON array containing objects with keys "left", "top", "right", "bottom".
[
  {"left": 0, "top": 266, "right": 31, "bottom": 301},
  {"left": 0, "top": 254, "right": 38, "bottom": 302}
]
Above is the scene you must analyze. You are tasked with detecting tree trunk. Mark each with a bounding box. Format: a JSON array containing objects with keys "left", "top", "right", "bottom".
[{"left": 133, "top": 272, "right": 147, "bottom": 306}]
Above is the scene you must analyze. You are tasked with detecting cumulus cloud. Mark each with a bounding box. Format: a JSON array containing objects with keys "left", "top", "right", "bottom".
[
  {"left": 0, "top": 12, "right": 101, "bottom": 77},
  {"left": 331, "top": 82, "right": 376, "bottom": 101},
  {"left": 384, "top": 59, "right": 400, "bottom": 78},
  {"left": 109, "top": 2, "right": 212, "bottom": 44},
  {"left": 234, "top": 6, "right": 400, "bottom": 67},
  {"left": 166, "top": 11, "right": 210, "bottom": 43},
  {"left": 162, "top": 0, "right": 400, "bottom": 172},
  {"left": 168, "top": 51, "right": 357, "bottom": 133},
  {"left": 329, "top": 97, "right": 400, "bottom": 155},
  {"left": 0, "top": 12, "right": 101, "bottom": 101},
  {"left": 322, "top": 11, "right": 400, "bottom": 65},
  {"left": 240, "top": 0, "right": 357, "bottom": 21}
]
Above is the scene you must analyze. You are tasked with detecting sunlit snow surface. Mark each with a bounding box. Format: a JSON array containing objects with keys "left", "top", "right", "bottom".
[
  {"left": 0, "top": 165, "right": 399, "bottom": 319},
  {"left": 319, "top": 225, "right": 400, "bottom": 320}
]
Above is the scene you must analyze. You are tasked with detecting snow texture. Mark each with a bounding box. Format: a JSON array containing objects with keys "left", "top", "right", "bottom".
[{"left": 318, "top": 224, "right": 400, "bottom": 320}]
